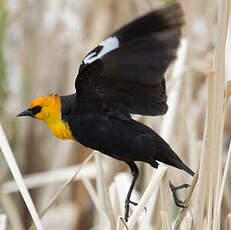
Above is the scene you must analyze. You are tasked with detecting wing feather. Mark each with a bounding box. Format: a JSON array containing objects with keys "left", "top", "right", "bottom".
[{"left": 75, "top": 3, "right": 183, "bottom": 116}]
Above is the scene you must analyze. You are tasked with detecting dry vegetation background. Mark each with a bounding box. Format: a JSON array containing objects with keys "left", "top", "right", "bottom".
[{"left": 0, "top": 0, "right": 231, "bottom": 229}]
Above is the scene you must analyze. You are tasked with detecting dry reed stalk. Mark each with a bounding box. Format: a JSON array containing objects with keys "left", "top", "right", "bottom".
[
  {"left": 193, "top": 0, "right": 230, "bottom": 228},
  {"left": 5, "top": 0, "right": 231, "bottom": 229},
  {"left": 160, "top": 211, "right": 172, "bottom": 230},
  {"left": 147, "top": 183, "right": 160, "bottom": 224},
  {"left": 95, "top": 153, "right": 116, "bottom": 230},
  {"left": 160, "top": 174, "right": 171, "bottom": 217},
  {"left": 189, "top": 57, "right": 210, "bottom": 75},
  {"left": 28, "top": 151, "right": 95, "bottom": 230},
  {"left": 117, "top": 216, "right": 129, "bottom": 230},
  {"left": 225, "top": 14, "right": 231, "bottom": 82},
  {"left": 180, "top": 216, "right": 192, "bottom": 230},
  {"left": 212, "top": 0, "right": 230, "bottom": 228},
  {"left": 88, "top": 0, "right": 115, "bottom": 47},
  {"left": 0, "top": 195, "right": 24, "bottom": 230},
  {"left": 109, "top": 182, "right": 122, "bottom": 220},
  {"left": 224, "top": 213, "right": 231, "bottom": 230},
  {"left": 82, "top": 177, "right": 117, "bottom": 229},
  {"left": 193, "top": 70, "right": 214, "bottom": 230},
  {"left": 187, "top": 31, "right": 210, "bottom": 221},
  {"left": 223, "top": 187, "right": 231, "bottom": 215},
  {"left": 218, "top": 16, "right": 231, "bottom": 228},
  {"left": 103, "top": 175, "right": 117, "bottom": 229},
  {"left": 160, "top": 39, "right": 188, "bottom": 140},
  {"left": 225, "top": 81, "right": 231, "bottom": 101},
  {"left": 1, "top": 162, "right": 97, "bottom": 194},
  {"left": 206, "top": 70, "right": 215, "bottom": 230},
  {"left": 217, "top": 140, "right": 231, "bottom": 219},
  {"left": 0, "top": 215, "right": 7, "bottom": 230},
  {"left": 81, "top": 178, "right": 101, "bottom": 214},
  {"left": 193, "top": 36, "right": 225, "bottom": 230},
  {"left": 0, "top": 125, "right": 43, "bottom": 230}
]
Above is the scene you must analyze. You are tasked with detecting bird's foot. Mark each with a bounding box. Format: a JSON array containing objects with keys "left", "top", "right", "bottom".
[
  {"left": 169, "top": 181, "right": 190, "bottom": 208},
  {"left": 129, "top": 200, "right": 138, "bottom": 206},
  {"left": 124, "top": 199, "right": 137, "bottom": 222},
  {"left": 124, "top": 200, "right": 147, "bottom": 221}
]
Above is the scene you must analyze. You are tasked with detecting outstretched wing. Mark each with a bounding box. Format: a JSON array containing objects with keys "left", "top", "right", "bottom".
[{"left": 75, "top": 3, "right": 183, "bottom": 116}]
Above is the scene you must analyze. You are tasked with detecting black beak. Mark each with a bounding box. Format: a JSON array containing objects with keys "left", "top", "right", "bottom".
[{"left": 17, "top": 109, "right": 33, "bottom": 117}]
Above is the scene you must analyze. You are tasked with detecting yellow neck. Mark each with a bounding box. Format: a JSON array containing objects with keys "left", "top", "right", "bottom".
[
  {"left": 48, "top": 121, "right": 74, "bottom": 140},
  {"left": 31, "top": 95, "right": 74, "bottom": 140}
]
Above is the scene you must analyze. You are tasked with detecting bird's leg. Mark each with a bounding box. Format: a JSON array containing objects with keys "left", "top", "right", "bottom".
[
  {"left": 125, "top": 162, "right": 139, "bottom": 222},
  {"left": 169, "top": 181, "right": 190, "bottom": 208}
]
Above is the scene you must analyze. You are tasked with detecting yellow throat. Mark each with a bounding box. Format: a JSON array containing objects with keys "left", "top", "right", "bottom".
[{"left": 29, "top": 95, "right": 74, "bottom": 140}]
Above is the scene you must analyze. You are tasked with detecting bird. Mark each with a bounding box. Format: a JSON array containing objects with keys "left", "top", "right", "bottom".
[{"left": 17, "top": 3, "right": 194, "bottom": 222}]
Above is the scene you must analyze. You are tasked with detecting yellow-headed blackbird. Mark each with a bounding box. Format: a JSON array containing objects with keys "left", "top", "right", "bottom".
[{"left": 18, "top": 3, "right": 194, "bottom": 221}]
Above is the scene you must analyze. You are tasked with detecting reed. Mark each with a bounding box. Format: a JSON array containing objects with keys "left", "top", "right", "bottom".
[{"left": 1, "top": 0, "right": 231, "bottom": 229}]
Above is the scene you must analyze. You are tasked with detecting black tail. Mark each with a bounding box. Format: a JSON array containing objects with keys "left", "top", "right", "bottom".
[
  {"left": 175, "top": 158, "right": 195, "bottom": 176},
  {"left": 155, "top": 148, "right": 194, "bottom": 177}
]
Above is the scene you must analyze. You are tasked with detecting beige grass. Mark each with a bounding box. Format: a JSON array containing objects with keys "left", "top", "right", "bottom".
[
  {"left": 0, "top": 125, "right": 43, "bottom": 230},
  {"left": 1, "top": 0, "right": 231, "bottom": 229}
]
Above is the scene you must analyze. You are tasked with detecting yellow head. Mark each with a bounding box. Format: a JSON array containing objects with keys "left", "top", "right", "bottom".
[
  {"left": 17, "top": 95, "right": 74, "bottom": 140},
  {"left": 28, "top": 95, "right": 61, "bottom": 123}
]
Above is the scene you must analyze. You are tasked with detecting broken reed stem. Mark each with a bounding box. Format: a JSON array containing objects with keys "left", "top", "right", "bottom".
[
  {"left": 28, "top": 151, "right": 95, "bottom": 230},
  {"left": 173, "top": 172, "right": 198, "bottom": 230}
]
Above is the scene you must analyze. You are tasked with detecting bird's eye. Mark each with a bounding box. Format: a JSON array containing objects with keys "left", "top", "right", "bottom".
[{"left": 31, "top": 106, "right": 42, "bottom": 115}]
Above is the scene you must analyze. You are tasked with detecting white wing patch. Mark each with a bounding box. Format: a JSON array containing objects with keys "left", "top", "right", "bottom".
[{"left": 83, "top": 36, "right": 119, "bottom": 64}]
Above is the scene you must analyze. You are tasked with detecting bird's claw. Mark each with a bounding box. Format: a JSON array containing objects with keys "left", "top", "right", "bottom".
[
  {"left": 124, "top": 200, "right": 147, "bottom": 221},
  {"left": 169, "top": 181, "right": 190, "bottom": 208},
  {"left": 124, "top": 201, "right": 129, "bottom": 222},
  {"left": 124, "top": 199, "right": 137, "bottom": 222},
  {"left": 174, "top": 183, "right": 190, "bottom": 190},
  {"left": 129, "top": 200, "right": 138, "bottom": 206}
]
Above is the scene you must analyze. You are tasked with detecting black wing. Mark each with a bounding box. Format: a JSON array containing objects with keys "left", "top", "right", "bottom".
[{"left": 75, "top": 3, "right": 183, "bottom": 116}]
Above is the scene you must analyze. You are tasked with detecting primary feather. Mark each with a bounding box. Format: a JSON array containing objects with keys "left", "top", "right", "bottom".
[{"left": 75, "top": 3, "right": 183, "bottom": 116}]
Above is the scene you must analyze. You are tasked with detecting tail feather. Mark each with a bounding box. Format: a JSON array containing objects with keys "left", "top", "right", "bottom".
[
  {"left": 155, "top": 149, "right": 195, "bottom": 177},
  {"left": 176, "top": 159, "right": 195, "bottom": 176}
]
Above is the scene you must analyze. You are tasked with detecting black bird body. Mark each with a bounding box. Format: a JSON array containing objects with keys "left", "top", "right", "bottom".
[
  {"left": 61, "top": 94, "right": 194, "bottom": 176},
  {"left": 57, "top": 3, "right": 194, "bottom": 178},
  {"left": 18, "top": 3, "right": 194, "bottom": 221}
]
